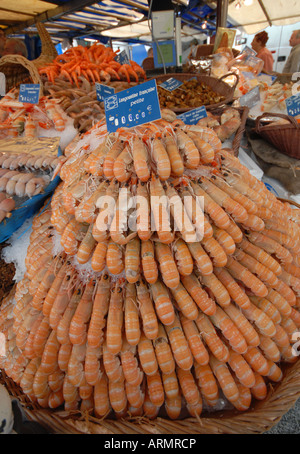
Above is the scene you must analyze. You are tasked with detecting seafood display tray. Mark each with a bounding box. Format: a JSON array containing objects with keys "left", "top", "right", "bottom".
[
  {"left": 152, "top": 73, "right": 239, "bottom": 113},
  {"left": 0, "top": 147, "right": 62, "bottom": 243}
]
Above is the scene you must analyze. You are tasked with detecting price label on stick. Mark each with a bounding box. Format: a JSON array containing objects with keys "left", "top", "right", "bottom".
[
  {"left": 159, "top": 77, "right": 183, "bottom": 92},
  {"left": 177, "top": 106, "right": 207, "bottom": 125},
  {"left": 19, "top": 84, "right": 40, "bottom": 104},
  {"left": 104, "top": 79, "right": 161, "bottom": 133},
  {"left": 95, "top": 83, "right": 115, "bottom": 102},
  {"left": 114, "top": 50, "right": 130, "bottom": 65},
  {"left": 285, "top": 94, "right": 300, "bottom": 117}
]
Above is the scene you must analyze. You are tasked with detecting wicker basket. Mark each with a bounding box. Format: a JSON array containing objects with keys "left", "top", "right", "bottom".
[
  {"left": 190, "top": 44, "right": 240, "bottom": 60},
  {"left": 0, "top": 22, "right": 57, "bottom": 93},
  {"left": 33, "top": 22, "right": 58, "bottom": 69},
  {"left": 255, "top": 113, "right": 300, "bottom": 159},
  {"left": 1, "top": 359, "right": 300, "bottom": 434},
  {"left": 209, "top": 105, "right": 249, "bottom": 157},
  {"left": 153, "top": 73, "right": 239, "bottom": 113},
  {"left": 0, "top": 54, "right": 43, "bottom": 94},
  {"left": 1, "top": 194, "right": 299, "bottom": 435}
]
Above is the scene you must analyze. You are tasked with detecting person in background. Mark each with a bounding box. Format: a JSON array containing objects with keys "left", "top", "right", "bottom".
[
  {"left": 2, "top": 38, "right": 28, "bottom": 58},
  {"left": 251, "top": 31, "right": 274, "bottom": 72},
  {"left": 0, "top": 29, "right": 6, "bottom": 57},
  {"left": 283, "top": 30, "right": 300, "bottom": 73}
]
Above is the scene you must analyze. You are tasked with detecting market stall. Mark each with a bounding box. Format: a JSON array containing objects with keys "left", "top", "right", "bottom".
[{"left": 0, "top": 0, "right": 300, "bottom": 436}]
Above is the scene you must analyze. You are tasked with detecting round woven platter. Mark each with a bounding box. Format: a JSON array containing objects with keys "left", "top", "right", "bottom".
[
  {"left": 152, "top": 73, "right": 239, "bottom": 113},
  {"left": 1, "top": 358, "right": 299, "bottom": 434}
]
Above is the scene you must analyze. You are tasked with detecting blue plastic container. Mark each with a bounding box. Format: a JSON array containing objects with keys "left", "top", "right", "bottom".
[{"left": 0, "top": 147, "right": 62, "bottom": 243}]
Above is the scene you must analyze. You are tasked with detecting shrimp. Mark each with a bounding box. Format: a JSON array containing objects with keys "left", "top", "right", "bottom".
[
  {"left": 200, "top": 273, "right": 231, "bottom": 308},
  {"left": 136, "top": 181, "right": 152, "bottom": 241},
  {"left": 195, "top": 313, "right": 230, "bottom": 363},
  {"left": 149, "top": 136, "right": 171, "bottom": 181},
  {"left": 131, "top": 135, "right": 150, "bottom": 182},
  {"left": 209, "top": 355, "right": 239, "bottom": 403},
  {"left": 250, "top": 373, "right": 267, "bottom": 401},
  {"left": 170, "top": 282, "right": 199, "bottom": 321},
  {"left": 211, "top": 175, "right": 258, "bottom": 215},
  {"left": 176, "top": 367, "right": 200, "bottom": 406},
  {"left": 249, "top": 295, "right": 282, "bottom": 326},
  {"left": 213, "top": 267, "right": 250, "bottom": 310},
  {"left": 40, "top": 331, "right": 60, "bottom": 375},
  {"left": 243, "top": 302, "right": 276, "bottom": 338},
  {"left": 76, "top": 224, "right": 96, "bottom": 264},
  {"left": 258, "top": 334, "right": 281, "bottom": 363},
  {"left": 210, "top": 306, "right": 248, "bottom": 354},
  {"left": 87, "top": 274, "right": 111, "bottom": 348},
  {"left": 243, "top": 346, "right": 270, "bottom": 376},
  {"left": 150, "top": 279, "right": 175, "bottom": 326},
  {"left": 146, "top": 371, "right": 164, "bottom": 407},
  {"left": 137, "top": 332, "right": 158, "bottom": 376},
  {"left": 212, "top": 226, "right": 236, "bottom": 256},
  {"left": 120, "top": 337, "right": 143, "bottom": 386},
  {"left": 172, "top": 238, "right": 193, "bottom": 276},
  {"left": 187, "top": 241, "right": 213, "bottom": 276},
  {"left": 224, "top": 303, "right": 260, "bottom": 347},
  {"left": 189, "top": 125, "right": 222, "bottom": 152},
  {"left": 174, "top": 128, "right": 200, "bottom": 169},
  {"left": 124, "top": 283, "right": 141, "bottom": 346},
  {"left": 165, "top": 182, "right": 198, "bottom": 243},
  {"left": 194, "top": 362, "right": 219, "bottom": 406},
  {"left": 113, "top": 144, "right": 133, "bottom": 182},
  {"left": 125, "top": 237, "right": 140, "bottom": 283},
  {"left": 225, "top": 256, "right": 268, "bottom": 298},
  {"left": 238, "top": 238, "right": 282, "bottom": 276},
  {"left": 154, "top": 242, "right": 180, "bottom": 289},
  {"left": 69, "top": 279, "right": 95, "bottom": 346},
  {"left": 153, "top": 323, "right": 175, "bottom": 375},
  {"left": 136, "top": 279, "right": 158, "bottom": 340},
  {"left": 180, "top": 314, "right": 209, "bottom": 365},
  {"left": 162, "top": 129, "right": 184, "bottom": 176},
  {"left": 49, "top": 267, "right": 77, "bottom": 331},
  {"left": 164, "top": 315, "right": 193, "bottom": 370},
  {"left": 91, "top": 238, "right": 108, "bottom": 272},
  {"left": 201, "top": 236, "right": 228, "bottom": 268},
  {"left": 106, "top": 281, "right": 124, "bottom": 355},
  {"left": 186, "top": 130, "right": 214, "bottom": 164},
  {"left": 233, "top": 248, "right": 278, "bottom": 287},
  {"left": 141, "top": 240, "right": 158, "bottom": 284},
  {"left": 150, "top": 175, "right": 174, "bottom": 244},
  {"left": 227, "top": 348, "right": 256, "bottom": 388},
  {"left": 106, "top": 240, "right": 124, "bottom": 275},
  {"left": 190, "top": 180, "right": 230, "bottom": 230},
  {"left": 198, "top": 176, "right": 248, "bottom": 223}
]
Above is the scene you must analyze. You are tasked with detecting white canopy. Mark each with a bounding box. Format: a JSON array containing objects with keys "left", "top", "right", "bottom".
[{"left": 227, "top": 0, "right": 300, "bottom": 34}]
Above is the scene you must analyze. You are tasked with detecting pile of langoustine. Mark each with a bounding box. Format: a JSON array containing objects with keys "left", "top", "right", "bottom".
[
  {"left": 0, "top": 88, "right": 69, "bottom": 139},
  {"left": 1, "top": 113, "right": 300, "bottom": 421},
  {"left": 38, "top": 43, "right": 147, "bottom": 87}
]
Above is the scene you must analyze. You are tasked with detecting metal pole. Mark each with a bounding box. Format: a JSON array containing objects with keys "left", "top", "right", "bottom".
[{"left": 216, "top": 0, "right": 229, "bottom": 29}]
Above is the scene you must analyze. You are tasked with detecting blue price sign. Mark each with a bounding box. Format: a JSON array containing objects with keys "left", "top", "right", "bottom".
[
  {"left": 177, "top": 106, "right": 207, "bottom": 125},
  {"left": 239, "top": 85, "right": 261, "bottom": 108},
  {"left": 104, "top": 79, "right": 161, "bottom": 133},
  {"left": 19, "top": 84, "right": 40, "bottom": 104},
  {"left": 285, "top": 94, "right": 300, "bottom": 117},
  {"left": 95, "top": 83, "right": 115, "bottom": 102},
  {"left": 114, "top": 50, "right": 130, "bottom": 65},
  {"left": 159, "top": 77, "right": 183, "bottom": 92}
]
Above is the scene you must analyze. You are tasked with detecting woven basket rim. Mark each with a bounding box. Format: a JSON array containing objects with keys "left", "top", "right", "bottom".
[
  {"left": 152, "top": 73, "right": 237, "bottom": 112},
  {"left": 1, "top": 358, "right": 300, "bottom": 434}
]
